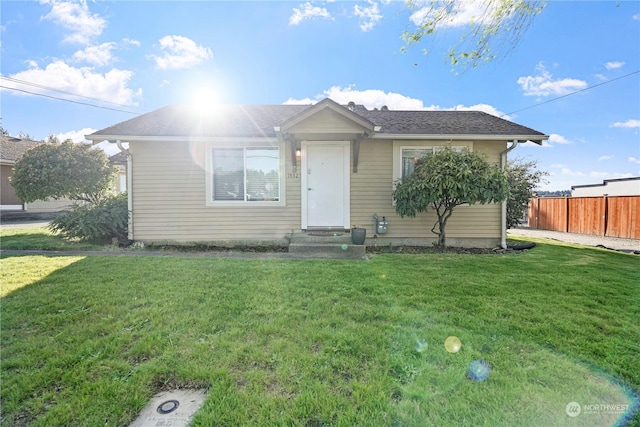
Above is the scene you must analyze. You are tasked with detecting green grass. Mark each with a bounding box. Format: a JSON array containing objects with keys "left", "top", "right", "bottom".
[{"left": 1, "top": 239, "right": 639, "bottom": 426}]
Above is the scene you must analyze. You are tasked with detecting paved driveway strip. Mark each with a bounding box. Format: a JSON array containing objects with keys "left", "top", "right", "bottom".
[{"left": 508, "top": 227, "right": 640, "bottom": 253}]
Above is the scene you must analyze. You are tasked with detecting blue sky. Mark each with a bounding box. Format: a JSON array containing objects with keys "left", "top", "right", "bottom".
[{"left": 1, "top": 0, "right": 639, "bottom": 191}]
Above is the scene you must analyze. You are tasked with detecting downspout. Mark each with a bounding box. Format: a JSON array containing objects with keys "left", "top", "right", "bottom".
[
  {"left": 116, "top": 140, "right": 133, "bottom": 240},
  {"left": 500, "top": 141, "right": 518, "bottom": 249}
]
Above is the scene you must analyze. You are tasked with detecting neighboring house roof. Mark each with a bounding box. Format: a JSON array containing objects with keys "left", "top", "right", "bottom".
[
  {"left": 87, "top": 98, "right": 547, "bottom": 142},
  {"left": 109, "top": 151, "right": 128, "bottom": 164},
  {"left": 0, "top": 136, "right": 43, "bottom": 164}
]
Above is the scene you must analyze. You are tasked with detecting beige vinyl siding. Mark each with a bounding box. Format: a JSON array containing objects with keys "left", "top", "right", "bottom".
[
  {"left": 350, "top": 139, "right": 505, "bottom": 240},
  {"left": 130, "top": 140, "right": 300, "bottom": 243},
  {"left": 290, "top": 108, "right": 366, "bottom": 134},
  {"left": 130, "top": 135, "right": 507, "bottom": 245}
]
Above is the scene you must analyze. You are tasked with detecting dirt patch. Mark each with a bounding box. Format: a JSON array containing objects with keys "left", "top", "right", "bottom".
[{"left": 147, "top": 244, "right": 289, "bottom": 253}]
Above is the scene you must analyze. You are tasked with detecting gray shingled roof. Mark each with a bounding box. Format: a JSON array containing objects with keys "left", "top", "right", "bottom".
[
  {"left": 89, "top": 101, "right": 546, "bottom": 140},
  {"left": 0, "top": 136, "right": 44, "bottom": 162}
]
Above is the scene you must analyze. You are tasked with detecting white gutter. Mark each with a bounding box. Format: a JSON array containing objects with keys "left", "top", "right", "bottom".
[
  {"left": 500, "top": 141, "right": 518, "bottom": 249},
  {"left": 371, "top": 134, "right": 548, "bottom": 142},
  {"left": 116, "top": 140, "right": 134, "bottom": 240}
]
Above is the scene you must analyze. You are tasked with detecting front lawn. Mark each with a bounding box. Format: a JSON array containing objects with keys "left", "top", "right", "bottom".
[{"left": 1, "top": 241, "right": 638, "bottom": 426}]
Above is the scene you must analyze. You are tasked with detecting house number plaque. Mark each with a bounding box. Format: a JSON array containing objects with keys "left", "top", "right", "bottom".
[{"left": 287, "top": 173, "right": 300, "bottom": 179}]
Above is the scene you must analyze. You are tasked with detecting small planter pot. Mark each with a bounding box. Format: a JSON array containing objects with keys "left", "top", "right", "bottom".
[{"left": 351, "top": 228, "right": 366, "bottom": 245}]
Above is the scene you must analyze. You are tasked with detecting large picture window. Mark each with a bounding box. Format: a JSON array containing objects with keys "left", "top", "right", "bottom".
[{"left": 212, "top": 147, "right": 280, "bottom": 202}]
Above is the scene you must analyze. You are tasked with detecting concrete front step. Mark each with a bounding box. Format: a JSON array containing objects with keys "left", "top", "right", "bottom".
[
  {"left": 288, "top": 242, "right": 367, "bottom": 260},
  {"left": 289, "top": 232, "right": 352, "bottom": 244}
]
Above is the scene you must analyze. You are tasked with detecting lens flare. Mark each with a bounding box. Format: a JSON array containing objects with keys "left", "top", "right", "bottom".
[
  {"left": 444, "top": 336, "right": 462, "bottom": 353},
  {"left": 468, "top": 359, "right": 491, "bottom": 382}
]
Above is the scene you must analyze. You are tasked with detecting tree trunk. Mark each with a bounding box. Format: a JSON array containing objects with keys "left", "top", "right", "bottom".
[{"left": 432, "top": 205, "right": 454, "bottom": 247}]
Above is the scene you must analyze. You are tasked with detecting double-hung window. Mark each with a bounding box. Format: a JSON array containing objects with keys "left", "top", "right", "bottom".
[
  {"left": 400, "top": 146, "right": 467, "bottom": 179},
  {"left": 401, "top": 148, "right": 433, "bottom": 179},
  {"left": 211, "top": 147, "right": 280, "bottom": 202}
]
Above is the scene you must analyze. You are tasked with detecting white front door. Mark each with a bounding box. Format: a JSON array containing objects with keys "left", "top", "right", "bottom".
[{"left": 301, "top": 141, "right": 350, "bottom": 229}]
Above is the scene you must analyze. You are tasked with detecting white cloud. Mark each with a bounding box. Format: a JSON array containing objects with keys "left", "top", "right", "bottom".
[
  {"left": 447, "top": 103, "right": 511, "bottom": 120},
  {"left": 51, "top": 129, "right": 123, "bottom": 155},
  {"left": 598, "top": 155, "right": 614, "bottom": 161},
  {"left": 123, "top": 38, "right": 141, "bottom": 47},
  {"left": 40, "top": 0, "right": 106, "bottom": 44},
  {"left": 629, "top": 157, "right": 640, "bottom": 165},
  {"left": 410, "top": 0, "right": 491, "bottom": 28},
  {"left": 55, "top": 127, "right": 96, "bottom": 143},
  {"left": 6, "top": 60, "right": 141, "bottom": 105},
  {"left": 354, "top": 1, "right": 383, "bottom": 32},
  {"left": 289, "top": 2, "right": 332, "bottom": 26},
  {"left": 92, "top": 140, "right": 123, "bottom": 156},
  {"left": 604, "top": 61, "right": 625, "bottom": 70},
  {"left": 517, "top": 63, "right": 587, "bottom": 96},
  {"left": 285, "top": 86, "right": 425, "bottom": 109},
  {"left": 558, "top": 167, "right": 585, "bottom": 177},
  {"left": 521, "top": 140, "right": 551, "bottom": 148},
  {"left": 72, "top": 42, "right": 116, "bottom": 66},
  {"left": 548, "top": 133, "right": 571, "bottom": 145},
  {"left": 151, "top": 35, "right": 213, "bottom": 70},
  {"left": 610, "top": 119, "right": 640, "bottom": 128},
  {"left": 283, "top": 97, "right": 317, "bottom": 105},
  {"left": 633, "top": 13, "right": 640, "bottom": 20},
  {"left": 284, "top": 86, "right": 511, "bottom": 118}
]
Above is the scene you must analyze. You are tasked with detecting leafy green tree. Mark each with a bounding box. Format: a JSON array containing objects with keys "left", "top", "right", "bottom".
[
  {"left": 505, "top": 157, "right": 548, "bottom": 229},
  {"left": 403, "top": 0, "right": 545, "bottom": 70},
  {"left": 11, "top": 140, "right": 116, "bottom": 204},
  {"left": 393, "top": 146, "right": 508, "bottom": 247},
  {"left": 0, "top": 124, "right": 9, "bottom": 136}
]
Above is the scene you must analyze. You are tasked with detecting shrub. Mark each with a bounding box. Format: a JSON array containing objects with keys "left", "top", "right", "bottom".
[{"left": 49, "top": 193, "right": 128, "bottom": 243}]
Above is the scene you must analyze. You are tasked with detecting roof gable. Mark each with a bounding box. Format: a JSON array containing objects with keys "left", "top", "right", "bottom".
[{"left": 278, "top": 98, "right": 376, "bottom": 134}]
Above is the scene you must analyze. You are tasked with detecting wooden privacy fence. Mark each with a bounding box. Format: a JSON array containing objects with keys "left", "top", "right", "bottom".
[{"left": 528, "top": 196, "right": 640, "bottom": 239}]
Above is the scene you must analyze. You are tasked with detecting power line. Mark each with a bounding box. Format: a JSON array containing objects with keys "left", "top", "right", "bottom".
[
  {"left": 507, "top": 70, "right": 640, "bottom": 115},
  {"left": 0, "top": 85, "right": 140, "bottom": 115},
  {"left": 0, "top": 76, "right": 137, "bottom": 110}
]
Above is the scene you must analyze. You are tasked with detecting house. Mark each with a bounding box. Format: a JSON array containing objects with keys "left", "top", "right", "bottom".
[
  {"left": 0, "top": 136, "right": 74, "bottom": 214},
  {"left": 571, "top": 177, "right": 640, "bottom": 197},
  {"left": 108, "top": 151, "right": 128, "bottom": 193},
  {"left": 86, "top": 98, "right": 548, "bottom": 248}
]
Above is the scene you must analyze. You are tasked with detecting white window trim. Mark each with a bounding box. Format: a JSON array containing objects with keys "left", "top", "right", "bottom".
[{"left": 205, "top": 139, "right": 286, "bottom": 207}]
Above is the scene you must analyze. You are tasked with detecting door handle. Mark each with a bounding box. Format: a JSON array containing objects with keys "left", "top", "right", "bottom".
[{"left": 308, "top": 188, "right": 313, "bottom": 191}]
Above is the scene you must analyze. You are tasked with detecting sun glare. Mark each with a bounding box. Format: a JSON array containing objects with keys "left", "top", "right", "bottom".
[{"left": 189, "top": 85, "right": 221, "bottom": 113}]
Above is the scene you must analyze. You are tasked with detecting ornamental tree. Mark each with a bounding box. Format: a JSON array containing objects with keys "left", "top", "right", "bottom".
[
  {"left": 393, "top": 146, "right": 508, "bottom": 247},
  {"left": 11, "top": 140, "right": 116, "bottom": 205}
]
